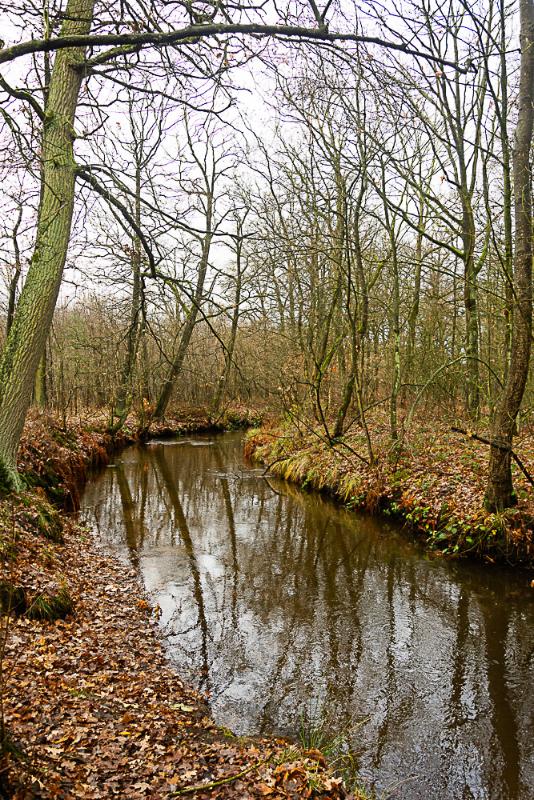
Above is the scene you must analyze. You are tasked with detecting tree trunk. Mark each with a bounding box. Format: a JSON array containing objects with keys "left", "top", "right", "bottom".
[
  {"left": 333, "top": 202, "right": 367, "bottom": 440},
  {"left": 0, "top": 0, "right": 95, "bottom": 489},
  {"left": 154, "top": 198, "right": 213, "bottom": 420},
  {"left": 462, "top": 201, "right": 480, "bottom": 419},
  {"left": 404, "top": 208, "right": 423, "bottom": 401},
  {"left": 111, "top": 165, "right": 143, "bottom": 432},
  {"left": 499, "top": 0, "right": 514, "bottom": 383},
  {"left": 312, "top": 163, "right": 344, "bottom": 434},
  {"left": 213, "top": 230, "right": 244, "bottom": 415},
  {"left": 389, "top": 243, "right": 401, "bottom": 443},
  {"left": 380, "top": 167, "right": 401, "bottom": 444},
  {"left": 485, "top": 0, "right": 534, "bottom": 511},
  {"left": 34, "top": 349, "right": 47, "bottom": 409}
]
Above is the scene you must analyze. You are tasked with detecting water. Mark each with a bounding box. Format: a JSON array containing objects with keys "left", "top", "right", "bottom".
[{"left": 81, "top": 432, "right": 534, "bottom": 799}]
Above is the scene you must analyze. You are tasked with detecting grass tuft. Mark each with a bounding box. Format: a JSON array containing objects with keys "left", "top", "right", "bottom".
[
  {"left": 26, "top": 582, "right": 73, "bottom": 621},
  {"left": 19, "top": 492, "right": 64, "bottom": 543},
  {"left": 297, "top": 706, "right": 374, "bottom": 799}
]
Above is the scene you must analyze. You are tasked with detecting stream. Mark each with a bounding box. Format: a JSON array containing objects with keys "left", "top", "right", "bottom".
[{"left": 80, "top": 432, "right": 534, "bottom": 799}]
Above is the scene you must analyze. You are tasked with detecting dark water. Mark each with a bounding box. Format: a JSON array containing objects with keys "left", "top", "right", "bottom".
[{"left": 81, "top": 433, "right": 534, "bottom": 799}]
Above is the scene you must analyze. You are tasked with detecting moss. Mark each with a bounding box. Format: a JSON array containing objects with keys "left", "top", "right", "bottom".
[
  {"left": 0, "top": 464, "right": 11, "bottom": 497},
  {"left": 391, "top": 467, "right": 410, "bottom": 485},
  {"left": 0, "top": 459, "right": 25, "bottom": 495},
  {"left": 35, "top": 505, "right": 63, "bottom": 543},
  {"left": 23, "top": 466, "right": 66, "bottom": 505}
]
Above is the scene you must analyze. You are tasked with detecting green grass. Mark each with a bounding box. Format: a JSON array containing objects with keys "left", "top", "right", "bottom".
[
  {"left": 26, "top": 583, "right": 73, "bottom": 621},
  {"left": 297, "top": 706, "right": 374, "bottom": 799}
]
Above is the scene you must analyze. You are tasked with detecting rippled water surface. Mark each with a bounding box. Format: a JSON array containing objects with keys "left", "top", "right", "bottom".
[{"left": 81, "top": 433, "right": 534, "bottom": 799}]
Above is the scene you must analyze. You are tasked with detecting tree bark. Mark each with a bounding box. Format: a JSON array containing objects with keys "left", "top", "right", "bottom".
[
  {"left": 34, "top": 349, "right": 48, "bottom": 409},
  {"left": 333, "top": 201, "right": 368, "bottom": 441},
  {"left": 485, "top": 0, "right": 534, "bottom": 511},
  {"left": 499, "top": 0, "right": 514, "bottom": 382},
  {"left": 0, "top": 0, "right": 95, "bottom": 488},
  {"left": 462, "top": 200, "right": 480, "bottom": 419},
  {"left": 404, "top": 219, "right": 423, "bottom": 398}
]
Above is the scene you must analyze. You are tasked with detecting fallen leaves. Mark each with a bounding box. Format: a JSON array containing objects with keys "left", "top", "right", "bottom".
[{"left": 1, "top": 411, "right": 352, "bottom": 799}]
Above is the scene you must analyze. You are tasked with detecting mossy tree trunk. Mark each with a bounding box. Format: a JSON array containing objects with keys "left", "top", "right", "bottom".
[
  {"left": 485, "top": 0, "right": 534, "bottom": 511},
  {"left": 462, "top": 197, "right": 480, "bottom": 419},
  {"left": 34, "top": 349, "right": 48, "bottom": 409},
  {"left": 498, "top": 1, "right": 514, "bottom": 383},
  {"left": 0, "top": 0, "right": 95, "bottom": 489}
]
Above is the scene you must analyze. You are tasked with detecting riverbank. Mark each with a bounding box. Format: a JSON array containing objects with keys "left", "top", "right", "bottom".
[
  {"left": 245, "top": 415, "right": 534, "bottom": 567},
  {"left": 0, "top": 409, "right": 354, "bottom": 799}
]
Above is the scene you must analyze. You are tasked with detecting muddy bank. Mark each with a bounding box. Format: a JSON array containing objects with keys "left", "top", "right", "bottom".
[
  {"left": 1, "top": 409, "right": 353, "bottom": 799},
  {"left": 245, "top": 417, "right": 534, "bottom": 567}
]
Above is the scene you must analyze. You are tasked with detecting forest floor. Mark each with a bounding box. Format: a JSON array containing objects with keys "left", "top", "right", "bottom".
[
  {"left": 245, "top": 411, "right": 534, "bottom": 567},
  {"left": 0, "top": 409, "right": 356, "bottom": 800}
]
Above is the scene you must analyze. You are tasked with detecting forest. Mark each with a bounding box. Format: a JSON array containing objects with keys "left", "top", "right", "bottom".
[{"left": 0, "top": 0, "right": 533, "bottom": 797}]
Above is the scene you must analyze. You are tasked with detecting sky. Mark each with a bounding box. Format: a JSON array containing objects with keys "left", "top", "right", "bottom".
[{"left": 0, "top": 0, "right": 521, "bottom": 313}]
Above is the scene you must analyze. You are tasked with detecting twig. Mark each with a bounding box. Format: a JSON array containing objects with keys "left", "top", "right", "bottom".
[
  {"left": 382, "top": 773, "right": 420, "bottom": 798},
  {"left": 171, "top": 753, "right": 272, "bottom": 795},
  {"left": 263, "top": 454, "right": 292, "bottom": 475},
  {"left": 451, "top": 427, "right": 534, "bottom": 486}
]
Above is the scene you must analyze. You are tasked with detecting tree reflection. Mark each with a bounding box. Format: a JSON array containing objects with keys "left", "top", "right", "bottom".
[
  {"left": 154, "top": 445, "right": 211, "bottom": 691},
  {"left": 82, "top": 434, "right": 534, "bottom": 800}
]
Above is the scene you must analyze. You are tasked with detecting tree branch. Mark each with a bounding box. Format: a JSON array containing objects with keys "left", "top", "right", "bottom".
[
  {"left": 76, "top": 166, "right": 158, "bottom": 277},
  {"left": 451, "top": 427, "right": 534, "bottom": 487},
  {"left": 0, "top": 24, "right": 469, "bottom": 70},
  {"left": 0, "top": 73, "right": 45, "bottom": 119}
]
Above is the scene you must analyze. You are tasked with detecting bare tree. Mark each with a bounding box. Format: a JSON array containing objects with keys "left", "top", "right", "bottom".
[{"left": 485, "top": 0, "right": 534, "bottom": 510}]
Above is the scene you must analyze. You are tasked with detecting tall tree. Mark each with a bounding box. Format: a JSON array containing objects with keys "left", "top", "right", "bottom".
[
  {"left": 0, "top": 0, "right": 95, "bottom": 488},
  {"left": 485, "top": 0, "right": 534, "bottom": 511},
  {"left": 153, "top": 117, "right": 233, "bottom": 419}
]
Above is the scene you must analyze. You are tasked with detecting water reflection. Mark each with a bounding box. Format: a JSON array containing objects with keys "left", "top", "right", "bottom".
[{"left": 81, "top": 434, "right": 534, "bottom": 800}]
